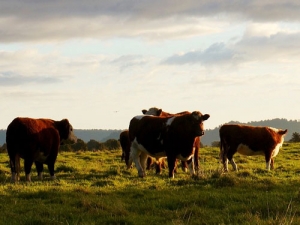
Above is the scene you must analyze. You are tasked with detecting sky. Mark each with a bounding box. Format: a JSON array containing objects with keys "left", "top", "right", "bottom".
[{"left": 1, "top": 0, "right": 300, "bottom": 131}]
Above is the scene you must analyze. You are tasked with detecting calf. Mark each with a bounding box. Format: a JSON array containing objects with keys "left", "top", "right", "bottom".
[
  {"left": 128, "top": 111, "right": 210, "bottom": 178},
  {"left": 6, "top": 117, "right": 77, "bottom": 182},
  {"left": 219, "top": 124, "right": 287, "bottom": 171},
  {"left": 142, "top": 107, "right": 201, "bottom": 173}
]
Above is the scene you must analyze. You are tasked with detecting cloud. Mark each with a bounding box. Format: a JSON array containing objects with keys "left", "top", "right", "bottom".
[
  {"left": 1, "top": 1, "right": 300, "bottom": 43},
  {"left": 162, "top": 42, "right": 239, "bottom": 66},
  {"left": 0, "top": 72, "right": 61, "bottom": 86}
]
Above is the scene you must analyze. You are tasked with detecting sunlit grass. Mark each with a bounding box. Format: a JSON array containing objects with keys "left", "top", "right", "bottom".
[{"left": 0, "top": 143, "right": 299, "bottom": 224}]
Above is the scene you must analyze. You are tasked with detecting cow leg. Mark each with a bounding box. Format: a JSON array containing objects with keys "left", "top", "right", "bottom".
[
  {"left": 47, "top": 162, "right": 56, "bottom": 180},
  {"left": 265, "top": 152, "right": 272, "bottom": 170},
  {"left": 167, "top": 156, "right": 176, "bottom": 178},
  {"left": 129, "top": 145, "right": 145, "bottom": 177},
  {"left": 181, "top": 161, "right": 188, "bottom": 172},
  {"left": 229, "top": 158, "right": 237, "bottom": 171},
  {"left": 140, "top": 152, "right": 148, "bottom": 176},
  {"left": 227, "top": 151, "right": 238, "bottom": 171},
  {"left": 187, "top": 157, "right": 195, "bottom": 176},
  {"left": 10, "top": 154, "right": 20, "bottom": 182},
  {"left": 146, "top": 157, "right": 153, "bottom": 170},
  {"left": 24, "top": 159, "right": 34, "bottom": 182},
  {"left": 35, "top": 161, "right": 44, "bottom": 180},
  {"left": 270, "top": 158, "right": 274, "bottom": 170}
]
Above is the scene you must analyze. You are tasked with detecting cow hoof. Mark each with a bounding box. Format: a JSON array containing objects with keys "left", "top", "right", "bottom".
[{"left": 138, "top": 171, "right": 146, "bottom": 178}]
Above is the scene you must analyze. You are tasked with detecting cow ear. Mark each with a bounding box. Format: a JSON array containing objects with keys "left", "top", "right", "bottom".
[
  {"left": 202, "top": 114, "right": 210, "bottom": 121},
  {"left": 142, "top": 109, "right": 147, "bottom": 114},
  {"left": 157, "top": 109, "right": 162, "bottom": 116},
  {"left": 279, "top": 129, "right": 288, "bottom": 135}
]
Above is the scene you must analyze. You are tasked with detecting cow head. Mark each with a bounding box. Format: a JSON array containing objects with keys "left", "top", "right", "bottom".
[
  {"left": 57, "top": 119, "right": 78, "bottom": 143},
  {"left": 142, "top": 107, "right": 162, "bottom": 116},
  {"left": 191, "top": 111, "right": 210, "bottom": 136}
]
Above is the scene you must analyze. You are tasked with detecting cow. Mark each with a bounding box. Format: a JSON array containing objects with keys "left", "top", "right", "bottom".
[
  {"left": 119, "top": 130, "right": 131, "bottom": 165},
  {"left": 119, "top": 129, "right": 166, "bottom": 173},
  {"left": 128, "top": 111, "right": 210, "bottom": 178},
  {"left": 6, "top": 117, "right": 77, "bottom": 182},
  {"left": 142, "top": 107, "right": 201, "bottom": 173},
  {"left": 219, "top": 124, "right": 288, "bottom": 172}
]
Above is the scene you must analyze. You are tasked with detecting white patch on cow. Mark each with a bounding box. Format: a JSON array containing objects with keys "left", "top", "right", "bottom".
[
  {"left": 176, "top": 154, "right": 193, "bottom": 161},
  {"left": 187, "top": 156, "right": 195, "bottom": 175},
  {"left": 230, "top": 159, "right": 238, "bottom": 171},
  {"left": 166, "top": 117, "right": 175, "bottom": 126},
  {"left": 237, "top": 144, "right": 264, "bottom": 156},
  {"left": 135, "top": 138, "right": 166, "bottom": 158},
  {"left": 266, "top": 161, "right": 271, "bottom": 170},
  {"left": 269, "top": 127, "right": 279, "bottom": 132},
  {"left": 272, "top": 139, "right": 284, "bottom": 158},
  {"left": 144, "top": 108, "right": 159, "bottom": 115}
]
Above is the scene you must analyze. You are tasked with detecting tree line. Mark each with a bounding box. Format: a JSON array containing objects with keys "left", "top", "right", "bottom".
[{"left": 0, "top": 138, "right": 121, "bottom": 153}]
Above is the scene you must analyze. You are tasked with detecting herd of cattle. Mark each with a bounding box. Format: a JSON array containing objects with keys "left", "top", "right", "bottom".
[{"left": 5, "top": 107, "right": 288, "bottom": 182}]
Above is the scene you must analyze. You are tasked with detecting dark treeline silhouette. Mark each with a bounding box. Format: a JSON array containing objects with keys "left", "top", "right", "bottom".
[{"left": 0, "top": 118, "right": 299, "bottom": 147}]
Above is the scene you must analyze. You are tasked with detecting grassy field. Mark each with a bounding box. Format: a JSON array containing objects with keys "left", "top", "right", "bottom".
[{"left": 0, "top": 143, "right": 300, "bottom": 225}]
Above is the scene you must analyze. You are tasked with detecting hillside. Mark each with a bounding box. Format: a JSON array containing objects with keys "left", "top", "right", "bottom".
[{"left": 0, "top": 118, "right": 299, "bottom": 146}]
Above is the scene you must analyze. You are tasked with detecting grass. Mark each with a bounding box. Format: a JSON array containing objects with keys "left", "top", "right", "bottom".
[{"left": 0, "top": 143, "right": 299, "bottom": 224}]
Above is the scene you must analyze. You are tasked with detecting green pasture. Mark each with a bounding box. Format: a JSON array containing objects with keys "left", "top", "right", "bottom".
[{"left": 0, "top": 143, "right": 300, "bottom": 225}]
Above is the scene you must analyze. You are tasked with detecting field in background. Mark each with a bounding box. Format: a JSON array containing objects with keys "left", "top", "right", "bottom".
[{"left": 0, "top": 143, "right": 300, "bottom": 224}]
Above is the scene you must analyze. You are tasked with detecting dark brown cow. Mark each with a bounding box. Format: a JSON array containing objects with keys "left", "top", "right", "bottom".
[
  {"left": 6, "top": 117, "right": 77, "bottom": 182},
  {"left": 219, "top": 124, "right": 288, "bottom": 171},
  {"left": 119, "top": 130, "right": 131, "bottom": 165},
  {"left": 142, "top": 107, "right": 201, "bottom": 173},
  {"left": 128, "top": 111, "right": 210, "bottom": 178}
]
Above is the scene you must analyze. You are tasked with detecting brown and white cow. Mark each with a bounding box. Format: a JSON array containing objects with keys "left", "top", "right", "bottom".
[
  {"left": 142, "top": 107, "right": 201, "bottom": 174},
  {"left": 128, "top": 111, "right": 210, "bottom": 178},
  {"left": 6, "top": 117, "right": 77, "bottom": 182},
  {"left": 119, "top": 129, "right": 166, "bottom": 173},
  {"left": 219, "top": 124, "right": 288, "bottom": 171}
]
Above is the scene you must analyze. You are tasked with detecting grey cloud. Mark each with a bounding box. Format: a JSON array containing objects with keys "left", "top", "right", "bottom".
[
  {"left": 1, "top": 1, "right": 300, "bottom": 21},
  {"left": 163, "top": 30, "right": 300, "bottom": 66},
  {"left": 111, "top": 55, "right": 149, "bottom": 71},
  {"left": 0, "top": 72, "right": 61, "bottom": 86},
  {"left": 1, "top": 1, "right": 300, "bottom": 43},
  {"left": 162, "top": 43, "right": 238, "bottom": 65}
]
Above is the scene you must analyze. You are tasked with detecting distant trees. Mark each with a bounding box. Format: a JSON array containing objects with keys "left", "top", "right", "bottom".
[
  {"left": 59, "top": 138, "right": 121, "bottom": 152},
  {"left": 289, "top": 132, "right": 300, "bottom": 142}
]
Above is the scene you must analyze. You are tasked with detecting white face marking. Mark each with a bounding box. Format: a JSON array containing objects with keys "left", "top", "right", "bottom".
[
  {"left": 144, "top": 108, "right": 159, "bottom": 115},
  {"left": 176, "top": 154, "right": 193, "bottom": 161},
  {"left": 68, "top": 126, "right": 77, "bottom": 142},
  {"left": 166, "top": 117, "right": 175, "bottom": 126}
]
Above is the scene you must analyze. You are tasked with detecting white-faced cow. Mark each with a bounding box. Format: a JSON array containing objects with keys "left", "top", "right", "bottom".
[
  {"left": 6, "top": 117, "right": 77, "bottom": 182},
  {"left": 142, "top": 107, "right": 201, "bottom": 174},
  {"left": 219, "top": 124, "right": 288, "bottom": 172},
  {"left": 128, "top": 111, "right": 210, "bottom": 178}
]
